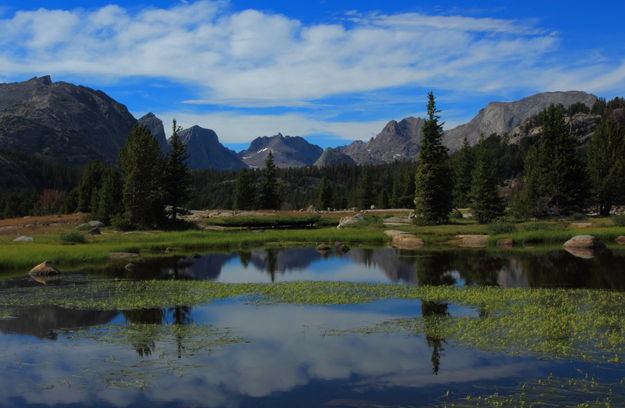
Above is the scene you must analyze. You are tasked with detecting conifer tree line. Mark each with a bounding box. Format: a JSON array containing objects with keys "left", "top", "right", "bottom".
[{"left": 2, "top": 96, "right": 625, "bottom": 224}]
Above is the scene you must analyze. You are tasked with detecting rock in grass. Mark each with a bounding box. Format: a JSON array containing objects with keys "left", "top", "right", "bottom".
[
  {"left": 384, "top": 230, "right": 424, "bottom": 249},
  {"left": 13, "top": 235, "right": 33, "bottom": 242},
  {"left": 337, "top": 213, "right": 366, "bottom": 229},
  {"left": 88, "top": 220, "right": 105, "bottom": 228},
  {"left": 456, "top": 234, "right": 489, "bottom": 248},
  {"left": 616, "top": 236, "right": 625, "bottom": 245},
  {"left": 497, "top": 238, "right": 514, "bottom": 248},
  {"left": 29, "top": 261, "right": 60, "bottom": 276},
  {"left": 87, "top": 227, "right": 101, "bottom": 235},
  {"left": 563, "top": 235, "right": 605, "bottom": 249},
  {"left": 109, "top": 252, "right": 139, "bottom": 260}
]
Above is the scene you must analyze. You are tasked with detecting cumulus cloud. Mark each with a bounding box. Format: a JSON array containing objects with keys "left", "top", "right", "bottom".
[{"left": 1, "top": 1, "right": 624, "bottom": 143}]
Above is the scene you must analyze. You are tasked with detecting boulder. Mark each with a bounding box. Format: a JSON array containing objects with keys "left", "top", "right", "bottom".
[
  {"left": 456, "top": 234, "right": 489, "bottom": 248},
  {"left": 384, "top": 230, "right": 424, "bottom": 249},
  {"left": 29, "top": 261, "right": 60, "bottom": 276},
  {"left": 497, "top": 238, "right": 514, "bottom": 248},
  {"left": 616, "top": 236, "right": 625, "bottom": 245},
  {"left": 335, "top": 241, "right": 350, "bottom": 254},
  {"left": 87, "top": 227, "right": 101, "bottom": 235},
  {"left": 337, "top": 213, "right": 366, "bottom": 229},
  {"left": 125, "top": 263, "right": 136, "bottom": 271},
  {"left": 109, "top": 252, "right": 139, "bottom": 260},
  {"left": 88, "top": 220, "right": 105, "bottom": 228},
  {"left": 563, "top": 235, "right": 605, "bottom": 249},
  {"left": 563, "top": 247, "right": 596, "bottom": 260},
  {"left": 316, "top": 243, "right": 332, "bottom": 253},
  {"left": 13, "top": 236, "right": 33, "bottom": 242}
]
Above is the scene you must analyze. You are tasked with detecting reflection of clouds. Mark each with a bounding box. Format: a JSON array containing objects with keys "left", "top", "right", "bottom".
[{"left": 0, "top": 302, "right": 544, "bottom": 407}]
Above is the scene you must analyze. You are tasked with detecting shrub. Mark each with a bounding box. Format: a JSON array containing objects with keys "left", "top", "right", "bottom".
[
  {"left": 59, "top": 232, "right": 86, "bottom": 244},
  {"left": 522, "top": 221, "right": 549, "bottom": 231},
  {"left": 488, "top": 220, "right": 517, "bottom": 235},
  {"left": 112, "top": 214, "right": 135, "bottom": 231},
  {"left": 614, "top": 215, "right": 625, "bottom": 227}
]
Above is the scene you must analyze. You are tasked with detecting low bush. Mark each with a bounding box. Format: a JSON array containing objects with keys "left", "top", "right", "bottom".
[
  {"left": 59, "top": 232, "right": 86, "bottom": 244},
  {"left": 488, "top": 220, "right": 517, "bottom": 235}
]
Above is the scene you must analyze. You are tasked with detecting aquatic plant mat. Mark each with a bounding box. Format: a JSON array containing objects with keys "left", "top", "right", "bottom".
[
  {"left": 2, "top": 282, "right": 625, "bottom": 364},
  {"left": 432, "top": 374, "right": 625, "bottom": 407}
]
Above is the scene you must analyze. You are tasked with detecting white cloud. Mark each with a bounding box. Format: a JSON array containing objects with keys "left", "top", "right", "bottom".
[{"left": 2, "top": 0, "right": 618, "bottom": 109}]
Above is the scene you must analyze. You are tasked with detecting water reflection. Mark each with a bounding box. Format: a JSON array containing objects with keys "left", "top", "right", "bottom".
[{"left": 98, "top": 247, "right": 625, "bottom": 290}]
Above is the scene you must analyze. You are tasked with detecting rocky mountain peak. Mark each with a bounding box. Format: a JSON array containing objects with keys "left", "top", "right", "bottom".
[
  {"left": 178, "top": 125, "right": 246, "bottom": 171},
  {"left": 239, "top": 134, "right": 323, "bottom": 168},
  {"left": 137, "top": 112, "right": 170, "bottom": 154}
]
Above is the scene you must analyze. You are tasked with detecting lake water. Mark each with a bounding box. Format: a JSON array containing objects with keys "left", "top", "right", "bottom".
[{"left": 1, "top": 246, "right": 624, "bottom": 407}]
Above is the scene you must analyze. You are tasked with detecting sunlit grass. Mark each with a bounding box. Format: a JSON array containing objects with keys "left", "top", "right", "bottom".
[{"left": 0, "top": 228, "right": 387, "bottom": 270}]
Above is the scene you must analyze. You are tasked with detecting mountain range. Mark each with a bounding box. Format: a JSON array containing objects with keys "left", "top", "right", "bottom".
[{"left": 0, "top": 76, "right": 601, "bottom": 172}]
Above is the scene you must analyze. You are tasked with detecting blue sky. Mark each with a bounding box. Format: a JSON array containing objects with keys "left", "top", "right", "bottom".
[{"left": 1, "top": 1, "right": 624, "bottom": 150}]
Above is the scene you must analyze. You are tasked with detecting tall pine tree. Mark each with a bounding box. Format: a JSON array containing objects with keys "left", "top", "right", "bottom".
[
  {"left": 316, "top": 176, "right": 333, "bottom": 210},
  {"left": 587, "top": 117, "right": 625, "bottom": 215},
  {"left": 452, "top": 138, "right": 474, "bottom": 208},
  {"left": 469, "top": 140, "right": 504, "bottom": 223},
  {"left": 521, "top": 104, "right": 588, "bottom": 216},
  {"left": 233, "top": 169, "right": 255, "bottom": 210},
  {"left": 164, "top": 119, "right": 192, "bottom": 221},
  {"left": 258, "top": 151, "right": 280, "bottom": 209},
  {"left": 414, "top": 92, "right": 453, "bottom": 224},
  {"left": 119, "top": 124, "right": 165, "bottom": 228}
]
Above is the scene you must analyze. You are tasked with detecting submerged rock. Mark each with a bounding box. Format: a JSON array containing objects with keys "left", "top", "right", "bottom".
[
  {"left": 563, "top": 235, "right": 605, "bottom": 249},
  {"left": 316, "top": 243, "right": 332, "bottom": 253},
  {"left": 29, "top": 261, "right": 60, "bottom": 276}
]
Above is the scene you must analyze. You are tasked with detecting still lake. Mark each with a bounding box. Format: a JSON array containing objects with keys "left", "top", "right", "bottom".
[{"left": 1, "top": 246, "right": 624, "bottom": 407}]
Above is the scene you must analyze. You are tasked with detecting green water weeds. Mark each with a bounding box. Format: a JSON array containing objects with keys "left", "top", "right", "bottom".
[
  {"left": 1, "top": 282, "right": 625, "bottom": 363},
  {"left": 432, "top": 374, "right": 625, "bottom": 407}
]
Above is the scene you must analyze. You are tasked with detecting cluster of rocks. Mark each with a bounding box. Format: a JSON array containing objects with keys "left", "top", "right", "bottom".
[{"left": 316, "top": 242, "right": 351, "bottom": 255}]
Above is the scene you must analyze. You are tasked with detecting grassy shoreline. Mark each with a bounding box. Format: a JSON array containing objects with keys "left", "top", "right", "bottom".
[{"left": 0, "top": 227, "right": 387, "bottom": 270}]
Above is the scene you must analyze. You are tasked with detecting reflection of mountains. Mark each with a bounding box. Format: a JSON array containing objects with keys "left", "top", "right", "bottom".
[
  {"left": 0, "top": 306, "right": 117, "bottom": 339},
  {"left": 346, "top": 248, "right": 419, "bottom": 282}
]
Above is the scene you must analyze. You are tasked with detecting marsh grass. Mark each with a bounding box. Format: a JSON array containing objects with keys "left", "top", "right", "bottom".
[
  {"left": 0, "top": 228, "right": 387, "bottom": 270},
  {"left": 2, "top": 281, "right": 625, "bottom": 363},
  {"left": 488, "top": 227, "right": 625, "bottom": 246},
  {"left": 434, "top": 374, "right": 625, "bottom": 408},
  {"left": 204, "top": 215, "right": 322, "bottom": 228}
]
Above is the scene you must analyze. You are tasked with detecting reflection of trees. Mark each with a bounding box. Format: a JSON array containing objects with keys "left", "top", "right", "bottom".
[
  {"left": 122, "top": 309, "right": 165, "bottom": 357},
  {"left": 239, "top": 251, "right": 251, "bottom": 268},
  {"left": 415, "top": 252, "right": 457, "bottom": 286},
  {"left": 422, "top": 301, "right": 448, "bottom": 375},
  {"left": 169, "top": 306, "right": 193, "bottom": 359},
  {"left": 266, "top": 249, "right": 278, "bottom": 282},
  {"left": 452, "top": 250, "right": 502, "bottom": 286}
]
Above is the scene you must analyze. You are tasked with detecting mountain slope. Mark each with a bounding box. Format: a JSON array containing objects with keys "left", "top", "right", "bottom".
[
  {"left": 179, "top": 125, "right": 247, "bottom": 170},
  {"left": 0, "top": 76, "right": 137, "bottom": 166},
  {"left": 138, "top": 113, "right": 170, "bottom": 154},
  {"left": 444, "top": 91, "right": 597, "bottom": 150},
  {"left": 239, "top": 133, "right": 323, "bottom": 168},
  {"left": 314, "top": 147, "right": 357, "bottom": 167},
  {"left": 337, "top": 117, "right": 425, "bottom": 165}
]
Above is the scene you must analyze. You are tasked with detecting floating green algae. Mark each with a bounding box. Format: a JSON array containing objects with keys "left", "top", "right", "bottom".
[
  {"left": 1, "top": 281, "right": 625, "bottom": 363},
  {"left": 430, "top": 374, "right": 625, "bottom": 407}
]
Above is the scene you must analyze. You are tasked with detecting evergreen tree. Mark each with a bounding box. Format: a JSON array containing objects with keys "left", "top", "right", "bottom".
[
  {"left": 119, "top": 124, "right": 165, "bottom": 228},
  {"left": 359, "top": 166, "right": 375, "bottom": 209},
  {"left": 258, "top": 151, "right": 280, "bottom": 209},
  {"left": 587, "top": 117, "right": 625, "bottom": 215},
  {"left": 414, "top": 92, "right": 454, "bottom": 224},
  {"left": 469, "top": 140, "right": 504, "bottom": 223},
  {"left": 233, "top": 169, "right": 255, "bottom": 210},
  {"left": 94, "top": 168, "right": 123, "bottom": 224},
  {"left": 164, "top": 119, "right": 193, "bottom": 221},
  {"left": 316, "top": 176, "right": 333, "bottom": 210},
  {"left": 452, "top": 137, "right": 474, "bottom": 208},
  {"left": 377, "top": 189, "right": 390, "bottom": 209},
  {"left": 520, "top": 104, "right": 588, "bottom": 217},
  {"left": 77, "top": 161, "right": 107, "bottom": 212}
]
